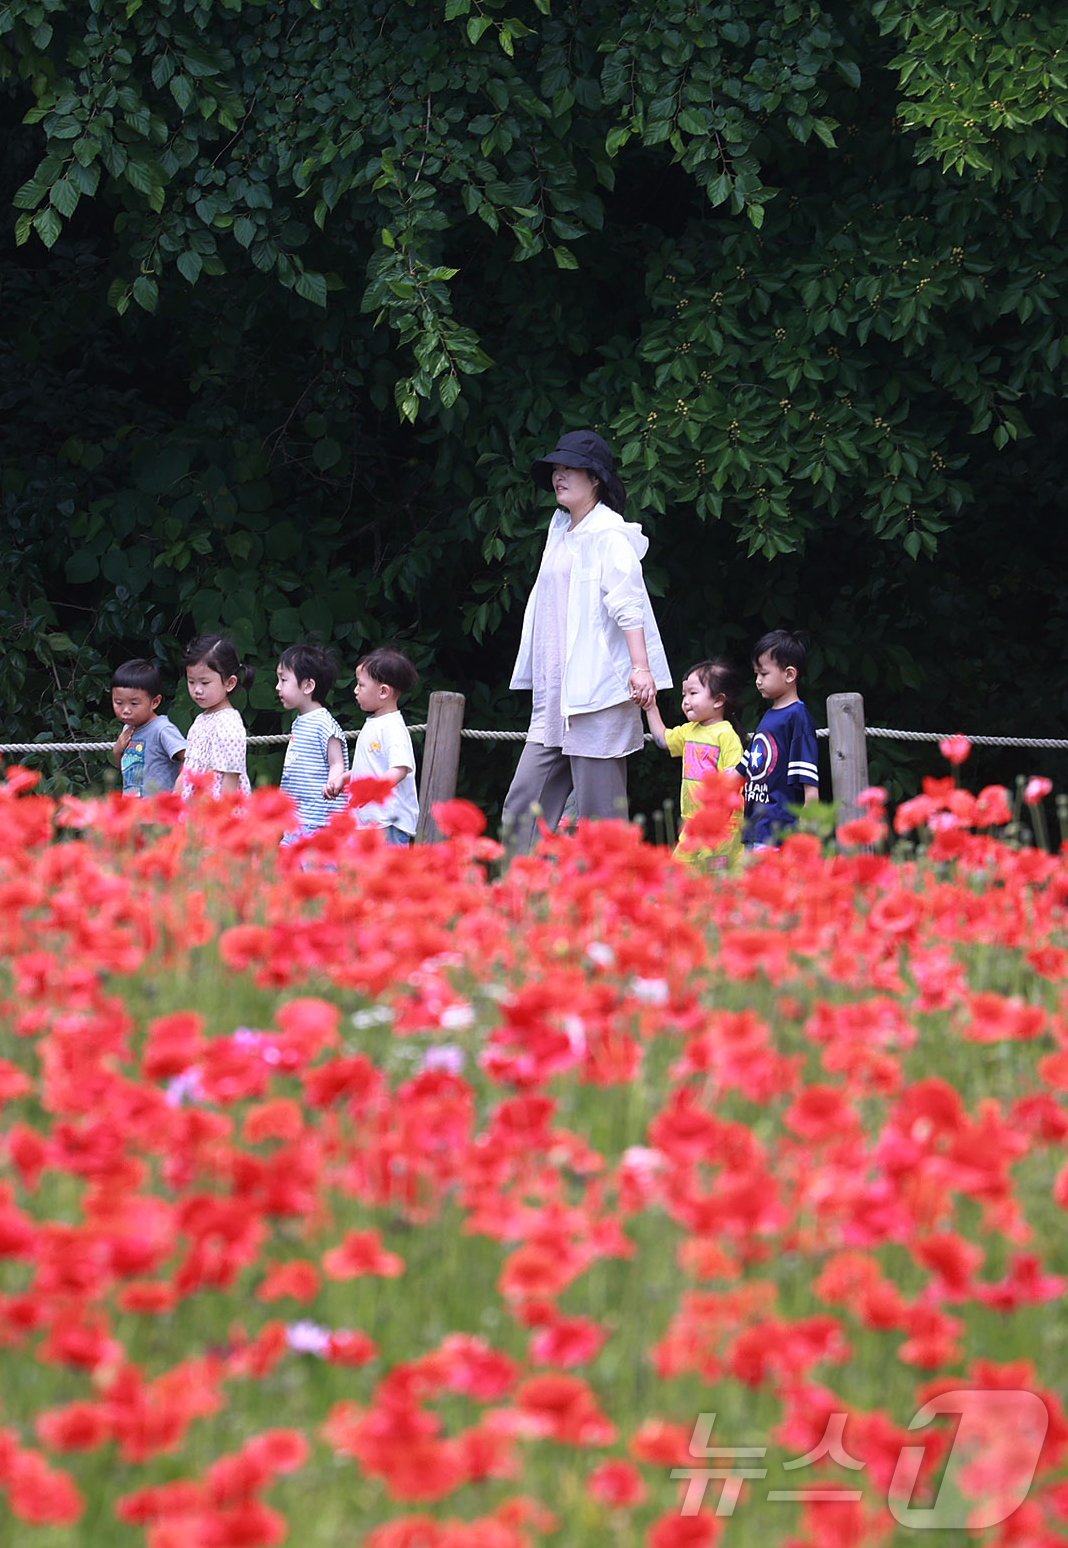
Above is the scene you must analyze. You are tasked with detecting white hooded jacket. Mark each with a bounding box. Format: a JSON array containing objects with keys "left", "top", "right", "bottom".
[{"left": 510, "top": 503, "right": 672, "bottom": 720}]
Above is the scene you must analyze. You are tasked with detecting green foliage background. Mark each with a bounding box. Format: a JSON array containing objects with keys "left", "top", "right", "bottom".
[{"left": 2, "top": 0, "right": 1067, "bottom": 814}]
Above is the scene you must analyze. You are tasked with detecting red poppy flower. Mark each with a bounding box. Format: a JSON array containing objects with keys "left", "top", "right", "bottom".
[
  {"left": 257, "top": 1260, "right": 320, "bottom": 1303},
  {"left": 35, "top": 1402, "right": 112, "bottom": 1453},
  {"left": 587, "top": 1458, "right": 647, "bottom": 1507},
  {"left": 514, "top": 1374, "right": 616, "bottom": 1445},
  {"left": 974, "top": 783, "right": 1012, "bottom": 827},
  {"left": 4, "top": 1446, "right": 85, "bottom": 1524},
  {"left": 836, "top": 815, "right": 886, "bottom": 847},
  {"left": 647, "top": 1509, "right": 721, "bottom": 1547},
  {"left": 322, "top": 1230, "right": 405, "bottom": 1280},
  {"left": 432, "top": 799, "right": 487, "bottom": 837},
  {"left": 326, "top": 1330, "right": 379, "bottom": 1366},
  {"left": 530, "top": 1314, "right": 608, "bottom": 1368},
  {"left": 346, "top": 776, "right": 397, "bottom": 809},
  {"left": 939, "top": 734, "right": 972, "bottom": 765}
]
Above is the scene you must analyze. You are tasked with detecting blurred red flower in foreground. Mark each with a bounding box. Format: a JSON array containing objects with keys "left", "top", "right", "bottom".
[
  {"left": 939, "top": 734, "right": 972, "bottom": 765},
  {"left": 0, "top": 768, "right": 1065, "bottom": 1547}
]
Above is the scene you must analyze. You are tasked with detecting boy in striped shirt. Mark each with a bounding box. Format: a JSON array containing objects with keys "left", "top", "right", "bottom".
[{"left": 276, "top": 644, "right": 348, "bottom": 844}]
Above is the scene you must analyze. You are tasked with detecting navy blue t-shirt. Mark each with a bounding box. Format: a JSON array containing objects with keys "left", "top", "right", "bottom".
[{"left": 738, "top": 700, "right": 819, "bottom": 847}]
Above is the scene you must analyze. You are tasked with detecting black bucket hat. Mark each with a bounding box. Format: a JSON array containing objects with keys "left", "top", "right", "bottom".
[{"left": 532, "top": 429, "right": 627, "bottom": 514}]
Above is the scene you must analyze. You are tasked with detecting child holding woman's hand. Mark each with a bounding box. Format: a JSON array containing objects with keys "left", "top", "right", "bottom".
[{"left": 645, "top": 657, "right": 745, "bottom": 858}]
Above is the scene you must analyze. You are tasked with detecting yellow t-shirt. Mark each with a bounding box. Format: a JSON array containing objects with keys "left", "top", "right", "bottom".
[{"left": 664, "top": 720, "right": 744, "bottom": 822}]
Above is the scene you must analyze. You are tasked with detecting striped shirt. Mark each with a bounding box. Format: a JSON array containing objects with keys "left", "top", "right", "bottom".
[{"left": 280, "top": 706, "right": 348, "bottom": 840}]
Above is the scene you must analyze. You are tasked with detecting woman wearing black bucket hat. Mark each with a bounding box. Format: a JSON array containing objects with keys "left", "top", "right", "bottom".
[{"left": 500, "top": 429, "right": 672, "bottom": 854}]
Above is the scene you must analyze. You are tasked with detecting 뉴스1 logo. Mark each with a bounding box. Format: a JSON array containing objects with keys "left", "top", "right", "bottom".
[{"left": 670, "top": 1390, "right": 1048, "bottom": 1529}]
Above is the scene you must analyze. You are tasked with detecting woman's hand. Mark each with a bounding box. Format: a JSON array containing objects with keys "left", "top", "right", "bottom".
[{"left": 629, "top": 665, "right": 656, "bottom": 709}]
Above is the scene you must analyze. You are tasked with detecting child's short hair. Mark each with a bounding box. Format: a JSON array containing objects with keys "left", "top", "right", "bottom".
[
  {"left": 752, "top": 629, "right": 808, "bottom": 679},
  {"left": 278, "top": 643, "right": 338, "bottom": 702},
  {"left": 112, "top": 658, "right": 165, "bottom": 697},
  {"left": 358, "top": 647, "right": 419, "bottom": 700},
  {"left": 183, "top": 633, "right": 255, "bottom": 692}
]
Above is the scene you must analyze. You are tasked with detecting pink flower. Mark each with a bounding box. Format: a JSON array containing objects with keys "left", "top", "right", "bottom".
[
  {"left": 939, "top": 735, "right": 972, "bottom": 766},
  {"left": 587, "top": 1459, "right": 646, "bottom": 1508},
  {"left": 1024, "top": 776, "right": 1052, "bottom": 805}
]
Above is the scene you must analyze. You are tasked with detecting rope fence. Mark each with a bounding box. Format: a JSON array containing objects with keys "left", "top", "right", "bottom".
[
  {"left": 4, "top": 726, "right": 1068, "bottom": 756},
  {"left": 4, "top": 688, "right": 1068, "bottom": 839}
]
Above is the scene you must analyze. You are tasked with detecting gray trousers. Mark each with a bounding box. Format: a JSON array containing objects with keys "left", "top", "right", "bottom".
[{"left": 500, "top": 741, "right": 629, "bottom": 856}]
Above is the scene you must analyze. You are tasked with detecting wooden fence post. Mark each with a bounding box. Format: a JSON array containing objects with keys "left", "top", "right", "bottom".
[
  {"left": 416, "top": 691, "right": 466, "bottom": 843},
  {"left": 826, "top": 692, "right": 869, "bottom": 824}
]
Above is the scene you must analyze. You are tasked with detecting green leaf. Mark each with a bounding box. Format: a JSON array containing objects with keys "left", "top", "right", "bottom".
[
  {"left": 126, "top": 158, "right": 163, "bottom": 199},
  {"left": 132, "top": 274, "right": 159, "bottom": 312},
  {"left": 152, "top": 52, "right": 176, "bottom": 89},
  {"left": 171, "top": 74, "right": 195, "bottom": 112},
  {"left": 13, "top": 179, "right": 44, "bottom": 211},
  {"left": 69, "top": 160, "right": 100, "bottom": 197},
  {"left": 34, "top": 207, "right": 62, "bottom": 248},
  {"left": 177, "top": 250, "right": 203, "bottom": 284},
  {"left": 49, "top": 179, "right": 79, "bottom": 218},
  {"left": 65, "top": 551, "right": 100, "bottom": 584},
  {"left": 294, "top": 270, "right": 328, "bottom": 308}
]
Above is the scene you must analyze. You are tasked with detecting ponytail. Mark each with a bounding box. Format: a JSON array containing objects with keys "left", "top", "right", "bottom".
[
  {"left": 687, "top": 658, "right": 746, "bottom": 741},
  {"left": 183, "top": 633, "right": 255, "bottom": 692}
]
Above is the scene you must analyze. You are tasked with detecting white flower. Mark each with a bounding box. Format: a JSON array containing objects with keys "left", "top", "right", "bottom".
[
  {"left": 621, "top": 1145, "right": 662, "bottom": 1177},
  {"left": 440, "top": 1002, "right": 475, "bottom": 1030},
  {"left": 421, "top": 1044, "right": 466, "bottom": 1075},
  {"left": 630, "top": 977, "right": 669, "bottom": 1006},
  {"left": 563, "top": 1016, "right": 587, "bottom": 1055},
  {"left": 351, "top": 1006, "right": 394, "bottom": 1030},
  {"left": 285, "top": 1320, "right": 332, "bottom": 1356}
]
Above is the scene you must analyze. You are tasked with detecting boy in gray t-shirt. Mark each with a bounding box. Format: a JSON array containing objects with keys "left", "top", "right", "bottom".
[{"left": 111, "top": 659, "right": 187, "bottom": 796}]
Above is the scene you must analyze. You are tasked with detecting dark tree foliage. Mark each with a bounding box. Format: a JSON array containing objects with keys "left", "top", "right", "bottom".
[{"left": 2, "top": 0, "right": 1067, "bottom": 810}]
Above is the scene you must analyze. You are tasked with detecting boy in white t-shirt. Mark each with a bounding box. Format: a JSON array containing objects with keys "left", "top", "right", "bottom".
[{"left": 325, "top": 647, "right": 420, "bottom": 845}]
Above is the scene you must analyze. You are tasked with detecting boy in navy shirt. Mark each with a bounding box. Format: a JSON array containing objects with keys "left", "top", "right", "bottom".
[{"left": 737, "top": 630, "right": 819, "bottom": 848}]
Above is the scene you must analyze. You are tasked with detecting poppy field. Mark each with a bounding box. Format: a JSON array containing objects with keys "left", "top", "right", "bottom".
[{"left": 1, "top": 765, "right": 1066, "bottom": 1548}]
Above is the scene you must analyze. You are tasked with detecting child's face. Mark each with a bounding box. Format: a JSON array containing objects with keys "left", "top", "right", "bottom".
[
  {"left": 681, "top": 673, "right": 724, "bottom": 725},
  {"left": 276, "top": 665, "right": 315, "bottom": 713},
  {"left": 112, "top": 687, "right": 161, "bottom": 729},
  {"left": 186, "top": 663, "right": 236, "bottom": 713},
  {"left": 353, "top": 665, "right": 388, "bottom": 715},
  {"left": 754, "top": 652, "right": 796, "bottom": 705}
]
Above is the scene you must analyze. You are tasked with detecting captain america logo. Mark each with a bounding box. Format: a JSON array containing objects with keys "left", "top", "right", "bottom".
[{"left": 744, "top": 732, "right": 779, "bottom": 783}]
